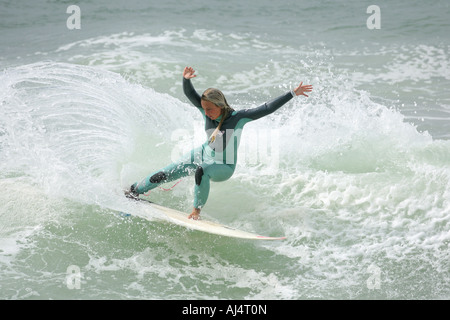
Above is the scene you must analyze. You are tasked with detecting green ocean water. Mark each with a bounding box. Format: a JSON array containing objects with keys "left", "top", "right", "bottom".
[{"left": 0, "top": 0, "right": 449, "bottom": 299}]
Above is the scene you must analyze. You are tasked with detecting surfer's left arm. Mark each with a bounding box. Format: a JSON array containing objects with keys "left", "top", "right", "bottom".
[{"left": 242, "top": 81, "right": 313, "bottom": 121}]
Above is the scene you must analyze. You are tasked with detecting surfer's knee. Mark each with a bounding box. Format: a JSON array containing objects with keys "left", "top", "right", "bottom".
[
  {"left": 150, "top": 171, "right": 167, "bottom": 184},
  {"left": 195, "top": 166, "right": 204, "bottom": 186}
]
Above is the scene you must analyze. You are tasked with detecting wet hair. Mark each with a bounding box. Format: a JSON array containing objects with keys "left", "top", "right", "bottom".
[{"left": 201, "top": 88, "right": 234, "bottom": 143}]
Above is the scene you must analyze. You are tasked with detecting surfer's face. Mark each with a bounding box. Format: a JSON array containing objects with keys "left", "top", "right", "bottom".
[{"left": 201, "top": 100, "right": 222, "bottom": 120}]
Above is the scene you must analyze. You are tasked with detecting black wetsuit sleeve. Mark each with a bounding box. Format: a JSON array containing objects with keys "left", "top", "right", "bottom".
[
  {"left": 183, "top": 77, "right": 202, "bottom": 109},
  {"left": 240, "top": 91, "right": 294, "bottom": 121}
]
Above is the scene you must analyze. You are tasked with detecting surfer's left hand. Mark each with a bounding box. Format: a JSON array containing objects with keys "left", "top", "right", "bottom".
[{"left": 293, "top": 82, "right": 313, "bottom": 97}]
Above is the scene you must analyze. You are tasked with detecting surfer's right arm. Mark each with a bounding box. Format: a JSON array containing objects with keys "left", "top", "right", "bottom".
[{"left": 182, "top": 67, "right": 203, "bottom": 109}]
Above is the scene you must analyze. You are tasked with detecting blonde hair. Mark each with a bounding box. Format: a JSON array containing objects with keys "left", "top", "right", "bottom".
[{"left": 201, "top": 88, "right": 233, "bottom": 143}]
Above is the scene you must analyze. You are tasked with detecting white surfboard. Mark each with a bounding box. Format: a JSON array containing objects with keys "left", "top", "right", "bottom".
[{"left": 131, "top": 198, "right": 286, "bottom": 240}]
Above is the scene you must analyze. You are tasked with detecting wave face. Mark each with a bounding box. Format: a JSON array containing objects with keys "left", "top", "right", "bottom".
[{"left": 1, "top": 59, "right": 448, "bottom": 299}]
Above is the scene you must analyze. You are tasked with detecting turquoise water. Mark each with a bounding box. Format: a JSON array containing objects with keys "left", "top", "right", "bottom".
[{"left": 1, "top": 0, "right": 449, "bottom": 299}]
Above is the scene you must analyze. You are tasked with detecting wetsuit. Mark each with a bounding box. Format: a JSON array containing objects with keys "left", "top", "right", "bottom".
[{"left": 130, "top": 77, "right": 295, "bottom": 208}]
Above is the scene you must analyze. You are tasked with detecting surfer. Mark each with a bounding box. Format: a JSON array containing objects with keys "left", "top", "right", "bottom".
[{"left": 126, "top": 66, "right": 312, "bottom": 220}]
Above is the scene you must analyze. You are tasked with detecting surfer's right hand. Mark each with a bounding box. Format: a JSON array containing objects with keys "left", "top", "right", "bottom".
[{"left": 183, "top": 66, "right": 197, "bottom": 79}]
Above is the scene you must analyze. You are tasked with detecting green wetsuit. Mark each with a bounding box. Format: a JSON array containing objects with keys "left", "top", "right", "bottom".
[{"left": 131, "top": 77, "right": 295, "bottom": 208}]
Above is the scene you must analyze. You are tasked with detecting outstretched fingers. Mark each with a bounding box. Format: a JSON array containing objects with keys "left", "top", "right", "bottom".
[
  {"left": 294, "top": 82, "right": 313, "bottom": 97},
  {"left": 183, "top": 66, "right": 197, "bottom": 79}
]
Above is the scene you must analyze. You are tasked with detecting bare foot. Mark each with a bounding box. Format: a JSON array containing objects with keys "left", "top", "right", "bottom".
[{"left": 188, "top": 208, "right": 201, "bottom": 220}]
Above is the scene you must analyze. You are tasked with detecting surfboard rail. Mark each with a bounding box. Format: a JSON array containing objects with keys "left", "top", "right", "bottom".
[{"left": 130, "top": 198, "right": 286, "bottom": 240}]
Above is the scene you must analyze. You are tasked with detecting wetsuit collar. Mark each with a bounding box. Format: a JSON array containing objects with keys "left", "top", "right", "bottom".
[{"left": 213, "top": 109, "right": 234, "bottom": 122}]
